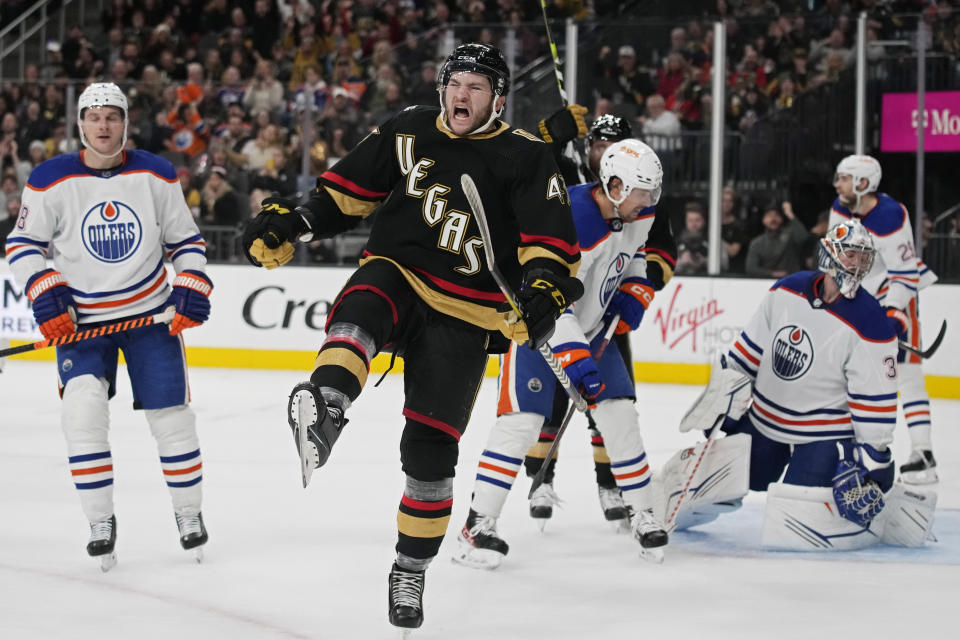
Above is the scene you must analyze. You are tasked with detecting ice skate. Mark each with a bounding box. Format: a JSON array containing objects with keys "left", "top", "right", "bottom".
[
  {"left": 175, "top": 511, "right": 208, "bottom": 563},
  {"left": 87, "top": 515, "right": 117, "bottom": 572},
  {"left": 288, "top": 381, "right": 346, "bottom": 488},
  {"left": 631, "top": 508, "right": 668, "bottom": 564},
  {"left": 388, "top": 562, "right": 425, "bottom": 634},
  {"left": 452, "top": 509, "right": 509, "bottom": 570},
  {"left": 598, "top": 485, "right": 630, "bottom": 532},
  {"left": 900, "top": 449, "right": 938, "bottom": 485},
  {"left": 529, "top": 483, "right": 561, "bottom": 531}
]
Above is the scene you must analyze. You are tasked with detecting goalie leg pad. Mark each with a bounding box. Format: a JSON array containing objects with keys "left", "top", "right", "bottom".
[
  {"left": 471, "top": 412, "right": 544, "bottom": 519},
  {"left": 655, "top": 433, "right": 751, "bottom": 530},
  {"left": 876, "top": 483, "right": 937, "bottom": 547},
  {"left": 762, "top": 482, "right": 883, "bottom": 550},
  {"left": 679, "top": 354, "right": 752, "bottom": 433},
  {"left": 61, "top": 375, "right": 114, "bottom": 523}
]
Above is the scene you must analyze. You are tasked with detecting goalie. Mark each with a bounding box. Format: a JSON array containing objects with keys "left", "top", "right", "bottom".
[{"left": 660, "top": 220, "right": 936, "bottom": 550}]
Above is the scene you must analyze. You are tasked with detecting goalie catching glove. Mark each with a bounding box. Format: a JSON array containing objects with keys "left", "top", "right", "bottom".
[
  {"left": 832, "top": 441, "right": 893, "bottom": 528},
  {"left": 165, "top": 270, "right": 213, "bottom": 336},
  {"left": 607, "top": 276, "right": 654, "bottom": 333},
  {"left": 516, "top": 265, "right": 584, "bottom": 349},
  {"left": 538, "top": 104, "right": 589, "bottom": 146},
  {"left": 242, "top": 196, "right": 314, "bottom": 269},
  {"left": 26, "top": 269, "right": 77, "bottom": 339}
]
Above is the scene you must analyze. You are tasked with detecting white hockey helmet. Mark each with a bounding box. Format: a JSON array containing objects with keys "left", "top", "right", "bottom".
[
  {"left": 817, "top": 219, "right": 876, "bottom": 299},
  {"left": 834, "top": 154, "right": 881, "bottom": 202},
  {"left": 77, "top": 82, "right": 128, "bottom": 159},
  {"left": 599, "top": 138, "right": 663, "bottom": 207}
]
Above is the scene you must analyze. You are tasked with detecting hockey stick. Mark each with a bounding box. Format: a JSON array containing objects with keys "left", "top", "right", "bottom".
[
  {"left": 664, "top": 376, "right": 752, "bottom": 533},
  {"left": 527, "top": 314, "right": 620, "bottom": 498},
  {"left": 0, "top": 308, "right": 176, "bottom": 358},
  {"left": 537, "top": 0, "right": 587, "bottom": 180},
  {"left": 899, "top": 319, "right": 946, "bottom": 359},
  {"left": 460, "top": 173, "right": 587, "bottom": 414}
]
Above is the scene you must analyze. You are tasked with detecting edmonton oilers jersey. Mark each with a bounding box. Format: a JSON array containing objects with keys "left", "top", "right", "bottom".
[
  {"left": 6, "top": 150, "right": 206, "bottom": 323},
  {"left": 726, "top": 271, "right": 899, "bottom": 449}
]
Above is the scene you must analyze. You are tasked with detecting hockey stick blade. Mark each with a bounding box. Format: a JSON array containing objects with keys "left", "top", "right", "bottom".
[
  {"left": 0, "top": 308, "right": 176, "bottom": 359},
  {"left": 899, "top": 319, "right": 946, "bottom": 359},
  {"left": 460, "top": 173, "right": 587, "bottom": 414}
]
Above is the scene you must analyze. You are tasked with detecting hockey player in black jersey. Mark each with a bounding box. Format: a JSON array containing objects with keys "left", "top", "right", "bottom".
[
  {"left": 242, "top": 43, "right": 582, "bottom": 632},
  {"left": 525, "top": 112, "right": 677, "bottom": 528}
]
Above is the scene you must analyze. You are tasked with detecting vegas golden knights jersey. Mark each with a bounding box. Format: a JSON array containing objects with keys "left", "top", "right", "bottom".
[{"left": 311, "top": 105, "right": 581, "bottom": 336}]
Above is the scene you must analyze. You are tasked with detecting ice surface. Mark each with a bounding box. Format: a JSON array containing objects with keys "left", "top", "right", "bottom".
[{"left": 1, "top": 362, "right": 956, "bottom": 639}]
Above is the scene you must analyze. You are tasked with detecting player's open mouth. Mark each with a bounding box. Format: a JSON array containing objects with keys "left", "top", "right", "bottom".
[{"left": 453, "top": 106, "right": 470, "bottom": 120}]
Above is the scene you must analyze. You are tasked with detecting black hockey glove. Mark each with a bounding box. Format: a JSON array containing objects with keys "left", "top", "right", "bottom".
[
  {"left": 538, "top": 104, "right": 588, "bottom": 145},
  {"left": 517, "top": 267, "right": 584, "bottom": 349},
  {"left": 242, "top": 196, "right": 312, "bottom": 269}
]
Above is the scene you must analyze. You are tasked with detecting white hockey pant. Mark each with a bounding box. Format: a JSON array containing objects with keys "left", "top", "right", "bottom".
[
  {"left": 899, "top": 363, "right": 932, "bottom": 450},
  {"left": 591, "top": 398, "right": 654, "bottom": 512},
  {"left": 61, "top": 375, "right": 114, "bottom": 523},
  {"left": 146, "top": 404, "right": 202, "bottom": 516},
  {"left": 470, "top": 412, "right": 543, "bottom": 519}
]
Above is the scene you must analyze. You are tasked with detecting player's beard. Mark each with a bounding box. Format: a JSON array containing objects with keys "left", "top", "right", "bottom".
[{"left": 838, "top": 192, "right": 856, "bottom": 207}]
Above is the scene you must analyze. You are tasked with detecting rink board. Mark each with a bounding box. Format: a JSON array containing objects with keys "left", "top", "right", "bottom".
[{"left": 3, "top": 263, "right": 958, "bottom": 397}]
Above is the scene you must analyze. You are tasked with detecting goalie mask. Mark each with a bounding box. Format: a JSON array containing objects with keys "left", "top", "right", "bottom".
[
  {"left": 817, "top": 219, "right": 876, "bottom": 299},
  {"left": 438, "top": 43, "right": 510, "bottom": 135},
  {"left": 77, "top": 82, "right": 128, "bottom": 160},
  {"left": 834, "top": 154, "right": 881, "bottom": 209},
  {"left": 599, "top": 139, "right": 663, "bottom": 213}
]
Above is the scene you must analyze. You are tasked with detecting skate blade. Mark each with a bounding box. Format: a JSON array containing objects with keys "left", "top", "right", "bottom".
[
  {"left": 192, "top": 547, "right": 204, "bottom": 564},
  {"left": 451, "top": 545, "right": 504, "bottom": 570},
  {"left": 397, "top": 629, "right": 416, "bottom": 639},
  {"left": 293, "top": 392, "right": 316, "bottom": 488},
  {"left": 639, "top": 547, "right": 665, "bottom": 564},
  {"left": 901, "top": 469, "right": 938, "bottom": 485},
  {"left": 610, "top": 518, "right": 630, "bottom": 534},
  {"left": 98, "top": 552, "right": 117, "bottom": 573},
  {"left": 534, "top": 518, "right": 549, "bottom": 533}
]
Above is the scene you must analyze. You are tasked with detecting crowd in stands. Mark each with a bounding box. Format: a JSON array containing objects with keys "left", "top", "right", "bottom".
[{"left": 1, "top": 0, "right": 958, "bottom": 273}]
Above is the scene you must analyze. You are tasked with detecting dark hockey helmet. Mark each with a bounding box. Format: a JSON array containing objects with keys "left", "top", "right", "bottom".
[
  {"left": 439, "top": 43, "right": 510, "bottom": 96},
  {"left": 587, "top": 114, "right": 632, "bottom": 145}
]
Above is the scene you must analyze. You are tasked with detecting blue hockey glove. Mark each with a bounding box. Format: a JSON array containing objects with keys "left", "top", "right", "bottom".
[
  {"left": 26, "top": 269, "right": 77, "bottom": 339},
  {"left": 832, "top": 441, "right": 893, "bottom": 528},
  {"left": 165, "top": 270, "right": 213, "bottom": 336},
  {"left": 885, "top": 307, "right": 909, "bottom": 341},
  {"left": 607, "top": 276, "right": 655, "bottom": 334},
  {"left": 552, "top": 341, "right": 605, "bottom": 403}
]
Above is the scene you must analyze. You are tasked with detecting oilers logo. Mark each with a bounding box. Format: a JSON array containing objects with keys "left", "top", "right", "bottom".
[
  {"left": 599, "top": 252, "right": 631, "bottom": 307},
  {"left": 81, "top": 201, "right": 142, "bottom": 263},
  {"left": 772, "top": 325, "right": 814, "bottom": 380}
]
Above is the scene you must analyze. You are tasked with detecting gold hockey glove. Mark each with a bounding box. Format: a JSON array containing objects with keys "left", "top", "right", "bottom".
[{"left": 538, "top": 104, "right": 589, "bottom": 145}]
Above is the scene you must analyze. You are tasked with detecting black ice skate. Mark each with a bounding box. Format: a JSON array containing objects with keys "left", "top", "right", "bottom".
[
  {"left": 528, "top": 482, "right": 561, "bottom": 531},
  {"left": 900, "top": 449, "right": 938, "bottom": 485},
  {"left": 87, "top": 515, "right": 117, "bottom": 572},
  {"left": 175, "top": 511, "right": 208, "bottom": 563},
  {"left": 452, "top": 508, "right": 510, "bottom": 570},
  {"left": 388, "top": 562, "right": 425, "bottom": 632},
  {"left": 288, "top": 381, "right": 347, "bottom": 488},
  {"left": 630, "top": 508, "right": 668, "bottom": 564}
]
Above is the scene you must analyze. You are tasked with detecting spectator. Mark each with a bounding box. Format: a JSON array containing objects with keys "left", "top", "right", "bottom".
[
  {"left": 641, "top": 93, "right": 682, "bottom": 152},
  {"left": 216, "top": 113, "right": 253, "bottom": 167},
  {"left": 676, "top": 201, "right": 709, "bottom": 275},
  {"left": 612, "top": 45, "right": 656, "bottom": 115},
  {"left": 657, "top": 53, "right": 688, "bottom": 102},
  {"left": 0, "top": 193, "right": 18, "bottom": 246},
  {"left": 407, "top": 61, "right": 439, "bottom": 106},
  {"left": 745, "top": 201, "right": 810, "bottom": 278},
  {"left": 289, "top": 34, "right": 324, "bottom": 91},
  {"left": 250, "top": 148, "right": 297, "bottom": 197},
  {"left": 165, "top": 100, "right": 210, "bottom": 158},
  {"left": 0, "top": 173, "right": 19, "bottom": 222},
  {"left": 178, "top": 167, "right": 202, "bottom": 219},
  {"left": 199, "top": 165, "right": 242, "bottom": 226},
  {"left": 809, "top": 28, "right": 853, "bottom": 75},
  {"left": 244, "top": 59, "right": 286, "bottom": 117},
  {"left": 367, "top": 82, "right": 406, "bottom": 126},
  {"left": 720, "top": 186, "right": 749, "bottom": 274},
  {"left": 240, "top": 122, "right": 283, "bottom": 172},
  {"left": 215, "top": 66, "right": 247, "bottom": 116},
  {"left": 41, "top": 41, "right": 64, "bottom": 82},
  {"left": 319, "top": 86, "right": 361, "bottom": 148},
  {"left": 250, "top": 0, "right": 282, "bottom": 59}
]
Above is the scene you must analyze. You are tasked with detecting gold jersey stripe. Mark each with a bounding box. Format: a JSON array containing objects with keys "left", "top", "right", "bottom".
[
  {"left": 518, "top": 246, "right": 581, "bottom": 277},
  {"left": 647, "top": 252, "right": 675, "bottom": 286},
  {"left": 323, "top": 185, "right": 379, "bottom": 218},
  {"left": 397, "top": 511, "right": 451, "bottom": 539},
  {"left": 313, "top": 348, "right": 369, "bottom": 388},
  {"left": 434, "top": 116, "right": 510, "bottom": 140}
]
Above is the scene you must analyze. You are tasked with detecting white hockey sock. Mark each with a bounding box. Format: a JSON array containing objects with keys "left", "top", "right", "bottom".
[
  {"left": 147, "top": 405, "right": 202, "bottom": 514},
  {"left": 61, "top": 375, "right": 114, "bottom": 523},
  {"left": 899, "top": 364, "right": 933, "bottom": 450},
  {"left": 591, "top": 399, "right": 654, "bottom": 511},
  {"left": 470, "top": 412, "right": 543, "bottom": 518}
]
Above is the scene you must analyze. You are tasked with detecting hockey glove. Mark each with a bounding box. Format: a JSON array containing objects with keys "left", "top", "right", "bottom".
[
  {"left": 538, "top": 104, "right": 589, "bottom": 145},
  {"left": 832, "top": 441, "right": 893, "bottom": 528},
  {"left": 885, "top": 307, "right": 909, "bottom": 341},
  {"left": 517, "top": 267, "right": 584, "bottom": 349},
  {"left": 607, "top": 277, "right": 655, "bottom": 334},
  {"left": 553, "top": 341, "right": 605, "bottom": 403},
  {"left": 165, "top": 270, "right": 213, "bottom": 336},
  {"left": 26, "top": 269, "right": 77, "bottom": 339},
  {"left": 242, "top": 196, "right": 311, "bottom": 269}
]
